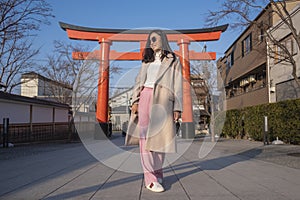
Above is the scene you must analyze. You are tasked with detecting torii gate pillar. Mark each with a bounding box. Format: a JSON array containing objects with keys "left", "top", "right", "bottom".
[
  {"left": 178, "top": 39, "right": 194, "bottom": 137},
  {"left": 97, "top": 39, "right": 111, "bottom": 133}
]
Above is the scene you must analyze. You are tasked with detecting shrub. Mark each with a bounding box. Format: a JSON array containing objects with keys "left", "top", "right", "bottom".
[{"left": 222, "top": 99, "right": 300, "bottom": 144}]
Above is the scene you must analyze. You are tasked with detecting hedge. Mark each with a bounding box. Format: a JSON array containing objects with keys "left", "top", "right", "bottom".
[{"left": 221, "top": 98, "right": 300, "bottom": 144}]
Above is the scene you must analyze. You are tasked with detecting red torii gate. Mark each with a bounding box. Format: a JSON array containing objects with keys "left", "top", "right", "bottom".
[{"left": 59, "top": 22, "right": 228, "bottom": 137}]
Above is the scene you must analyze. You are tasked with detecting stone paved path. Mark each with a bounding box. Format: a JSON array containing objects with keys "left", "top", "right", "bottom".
[{"left": 0, "top": 134, "right": 299, "bottom": 200}]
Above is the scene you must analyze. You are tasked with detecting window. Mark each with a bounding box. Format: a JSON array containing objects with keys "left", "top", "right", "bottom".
[
  {"left": 116, "top": 116, "right": 121, "bottom": 126},
  {"left": 259, "top": 29, "right": 264, "bottom": 42},
  {"left": 242, "top": 33, "right": 252, "bottom": 57},
  {"left": 275, "top": 34, "right": 298, "bottom": 63},
  {"left": 226, "top": 51, "right": 234, "bottom": 72},
  {"left": 226, "top": 56, "right": 231, "bottom": 68},
  {"left": 229, "top": 51, "right": 234, "bottom": 66}
]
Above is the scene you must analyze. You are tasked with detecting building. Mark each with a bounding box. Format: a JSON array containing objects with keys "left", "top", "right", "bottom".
[
  {"left": 21, "top": 72, "right": 72, "bottom": 105},
  {"left": 217, "top": 0, "right": 300, "bottom": 110},
  {"left": 109, "top": 88, "right": 133, "bottom": 131},
  {"left": 268, "top": 4, "right": 300, "bottom": 102},
  {"left": 190, "top": 74, "right": 210, "bottom": 131},
  {"left": 0, "top": 91, "right": 72, "bottom": 143},
  {"left": 108, "top": 78, "right": 211, "bottom": 132}
]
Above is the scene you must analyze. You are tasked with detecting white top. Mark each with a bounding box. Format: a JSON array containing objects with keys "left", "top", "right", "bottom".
[{"left": 143, "top": 52, "right": 162, "bottom": 88}]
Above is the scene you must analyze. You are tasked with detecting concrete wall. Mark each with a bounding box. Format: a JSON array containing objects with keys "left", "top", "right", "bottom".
[{"left": 225, "top": 87, "right": 268, "bottom": 110}]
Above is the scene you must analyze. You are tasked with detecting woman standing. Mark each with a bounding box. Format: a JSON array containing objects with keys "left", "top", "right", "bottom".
[{"left": 125, "top": 29, "right": 183, "bottom": 192}]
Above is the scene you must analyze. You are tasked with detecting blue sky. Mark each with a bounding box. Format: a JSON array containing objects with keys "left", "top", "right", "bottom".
[
  {"left": 35, "top": 0, "right": 237, "bottom": 60},
  {"left": 33, "top": 0, "right": 240, "bottom": 91}
]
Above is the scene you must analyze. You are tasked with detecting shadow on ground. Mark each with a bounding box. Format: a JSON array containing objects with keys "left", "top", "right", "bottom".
[{"left": 42, "top": 147, "right": 262, "bottom": 199}]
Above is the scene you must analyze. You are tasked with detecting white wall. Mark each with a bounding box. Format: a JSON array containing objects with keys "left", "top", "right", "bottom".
[
  {"left": 21, "top": 78, "right": 38, "bottom": 97},
  {"left": 32, "top": 106, "right": 53, "bottom": 123},
  {"left": 0, "top": 101, "right": 30, "bottom": 123},
  {"left": 0, "top": 100, "right": 69, "bottom": 124},
  {"left": 55, "top": 109, "right": 69, "bottom": 122}
]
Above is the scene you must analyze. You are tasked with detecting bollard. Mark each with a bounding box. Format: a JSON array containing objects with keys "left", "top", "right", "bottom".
[
  {"left": 263, "top": 116, "right": 269, "bottom": 145},
  {"left": 3, "top": 118, "right": 9, "bottom": 148}
]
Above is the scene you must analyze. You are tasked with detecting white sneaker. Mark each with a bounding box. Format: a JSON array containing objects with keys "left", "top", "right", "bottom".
[{"left": 146, "top": 182, "right": 165, "bottom": 193}]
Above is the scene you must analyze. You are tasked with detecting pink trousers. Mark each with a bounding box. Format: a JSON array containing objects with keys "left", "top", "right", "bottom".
[{"left": 139, "top": 87, "right": 165, "bottom": 186}]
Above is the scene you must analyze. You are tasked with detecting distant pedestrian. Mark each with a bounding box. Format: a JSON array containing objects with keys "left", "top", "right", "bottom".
[{"left": 125, "top": 29, "right": 183, "bottom": 192}]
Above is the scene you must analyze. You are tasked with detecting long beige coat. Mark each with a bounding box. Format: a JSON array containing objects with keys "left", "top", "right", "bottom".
[{"left": 125, "top": 54, "right": 183, "bottom": 153}]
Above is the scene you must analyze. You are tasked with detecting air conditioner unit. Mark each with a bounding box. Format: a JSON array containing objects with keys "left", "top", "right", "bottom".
[
  {"left": 248, "top": 75, "right": 256, "bottom": 83},
  {"left": 239, "top": 79, "right": 250, "bottom": 87},
  {"left": 270, "top": 86, "right": 276, "bottom": 93},
  {"left": 239, "top": 80, "right": 244, "bottom": 87}
]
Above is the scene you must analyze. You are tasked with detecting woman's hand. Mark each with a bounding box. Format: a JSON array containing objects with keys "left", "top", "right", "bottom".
[
  {"left": 173, "top": 111, "right": 181, "bottom": 122},
  {"left": 131, "top": 103, "right": 138, "bottom": 114}
]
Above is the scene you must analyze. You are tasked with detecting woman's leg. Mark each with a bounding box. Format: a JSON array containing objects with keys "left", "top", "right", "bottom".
[
  {"left": 153, "top": 152, "right": 165, "bottom": 180},
  {"left": 139, "top": 138, "right": 158, "bottom": 185},
  {"left": 138, "top": 88, "right": 164, "bottom": 186}
]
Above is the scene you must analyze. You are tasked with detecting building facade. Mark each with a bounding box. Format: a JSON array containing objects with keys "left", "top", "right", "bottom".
[
  {"left": 21, "top": 72, "right": 72, "bottom": 105},
  {"left": 217, "top": 0, "right": 300, "bottom": 110},
  {"left": 190, "top": 74, "right": 210, "bottom": 131},
  {"left": 108, "top": 76, "right": 211, "bottom": 132},
  {"left": 0, "top": 91, "right": 72, "bottom": 143},
  {"left": 268, "top": 4, "right": 300, "bottom": 102},
  {"left": 109, "top": 88, "right": 133, "bottom": 131}
]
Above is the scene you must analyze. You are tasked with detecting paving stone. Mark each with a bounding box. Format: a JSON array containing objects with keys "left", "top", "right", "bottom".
[{"left": 0, "top": 135, "right": 299, "bottom": 200}]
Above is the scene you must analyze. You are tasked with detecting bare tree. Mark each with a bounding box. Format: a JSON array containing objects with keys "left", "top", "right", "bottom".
[
  {"left": 191, "top": 58, "right": 220, "bottom": 110},
  {"left": 206, "top": 0, "right": 300, "bottom": 85},
  {"left": 41, "top": 40, "right": 122, "bottom": 110},
  {"left": 191, "top": 59, "right": 226, "bottom": 141},
  {"left": 0, "top": 0, "right": 53, "bottom": 93},
  {"left": 40, "top": 41, "right": 84, "bottom": 104},
  {"left": 191, "top": 61, "right": 210, "bottom": 108}
]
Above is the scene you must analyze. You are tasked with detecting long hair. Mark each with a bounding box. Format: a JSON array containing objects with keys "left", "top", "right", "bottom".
[{"left": 142, "top": 29, "right": 176, "bottom": 64}]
